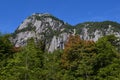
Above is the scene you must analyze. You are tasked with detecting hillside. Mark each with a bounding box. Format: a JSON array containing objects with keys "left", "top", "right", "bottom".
[
  {"left": 75, "top": 21, "right": 120, "bottom": 41},
  {"left": 0, "top": 13, "right": 120, "bottom": 80},
  {"left": 11, "top": 13, "right": 73, "bottom": 52},
  {"left": 11, "top": 13, "right": 120, "bottom": 52}
]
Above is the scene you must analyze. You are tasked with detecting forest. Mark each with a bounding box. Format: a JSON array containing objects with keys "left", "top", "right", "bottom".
[{"left": 0, "top": 33, "right": 120, "bottom": 80}]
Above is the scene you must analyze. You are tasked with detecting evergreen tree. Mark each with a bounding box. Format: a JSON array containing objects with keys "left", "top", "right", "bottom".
[{"left": 0, "top": 39, "right": 44, "bottom": 80}]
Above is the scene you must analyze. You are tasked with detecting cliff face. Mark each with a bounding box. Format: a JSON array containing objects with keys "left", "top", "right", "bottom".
[
  {"left": 76, "top": 21, "right": 120, "bottom": 41},
  {"left": 11, "top": 13, "right": 73, "bottom": 52},
  {"left": 11, "top": 13, "right": 120, "bottom": 52}
]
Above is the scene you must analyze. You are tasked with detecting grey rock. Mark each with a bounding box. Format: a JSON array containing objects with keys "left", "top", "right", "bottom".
[{"left": 11, "top": 14, "right": 120, "bottom": 52}]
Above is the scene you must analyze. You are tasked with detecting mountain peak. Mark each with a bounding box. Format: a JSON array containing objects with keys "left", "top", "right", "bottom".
[
  {"left": 12, "top": 13, "right": 72, "bottom": 51},
  {"left": 16, "top": 13, "right": 65, "bottom": 31},
  {"left": 32, "top": 13, "right": 52, "bottom": 16},
  {"left": 11, "top": 13, "right": 120, "bottom": 52}
]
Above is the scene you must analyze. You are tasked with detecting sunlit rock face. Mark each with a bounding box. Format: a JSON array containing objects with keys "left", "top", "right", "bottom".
[
  {"left": 76, "top": 21, "right": 120, "bottom": 41},
  {"left": 11, "top": 13, "right": 73, "bottom": 52},
  {"left": 11, "top": 13, "right": 120, "bottom": 52}
]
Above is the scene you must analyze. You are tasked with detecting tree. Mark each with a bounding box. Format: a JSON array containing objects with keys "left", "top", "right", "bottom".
[
  {"left": 61, "top": 35, "right": 83, "bottom": 69},
  {"left": 93, "top": 35, "right": 120, "bottom": 79},
  {"left": 0, "top": 39, "right": 44, "bottom": 80},
  {"left": 97, "top": 59, "right": 120, "bottom": 80},
  {"left": 0, "top": 34, "right": 14, "bottom": 55},
  {"left": 61, "top": 35, "right": 96, "bottom": 79},
  {"left": 104, "top": 35, "right": 120, "bottom": 52}
]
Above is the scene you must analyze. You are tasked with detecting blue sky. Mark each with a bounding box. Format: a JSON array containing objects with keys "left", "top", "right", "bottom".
[{"left": 0, "top": 0, "right": 120, "bottom": 33}]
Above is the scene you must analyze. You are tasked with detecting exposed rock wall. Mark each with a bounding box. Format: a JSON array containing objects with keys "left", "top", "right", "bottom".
[{"left": 11, "top": 13, "right": 120, "bottom": 52}]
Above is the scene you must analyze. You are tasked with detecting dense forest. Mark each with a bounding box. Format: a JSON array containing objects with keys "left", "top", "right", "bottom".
[{"left": 0, "top": 32, "right": 120, "bottom": 80}]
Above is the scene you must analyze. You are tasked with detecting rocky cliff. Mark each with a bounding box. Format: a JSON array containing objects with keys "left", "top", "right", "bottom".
[
  {"left": 11, "top": 13, "right": 73, "bottom": 52},
  {"left": 11, "top": 13, "right": 120, "bottom": 52},
  {"left": 76, "top": 21, "right": 120, "bottom": 41}
]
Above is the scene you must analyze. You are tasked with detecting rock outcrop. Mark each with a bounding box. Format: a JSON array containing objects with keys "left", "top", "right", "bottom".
[
  {"left": 76, "top": 21, "right": 120, "bottom": 41},
  {"left": 11, "top": 13, "right": 120, "bottom": 52},
  {"left": 11, "top": 13, "right": 73, "bottom": 52}
]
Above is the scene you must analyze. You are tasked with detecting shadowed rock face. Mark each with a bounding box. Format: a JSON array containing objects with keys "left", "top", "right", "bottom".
[{"left": 11, "top": 13, "right": 120, "bottom": 52}]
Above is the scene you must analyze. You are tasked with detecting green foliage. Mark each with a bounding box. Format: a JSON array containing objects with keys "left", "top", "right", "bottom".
[
  {"left": 0, "top": 34, "right": 14, "bottom": 60},
  {"left": 34, "top": 14, "right": 64, "bottom": 24},
  {"left": 0, "top": 35, "right": 120, "bottom": 80},
  {"left": 14, "top": 23, "right": 36, "bottom": 34},
  {"left": 62, "top": 24, "right": 74, "bottom": 33},
  {"left": 75, "top": 21, "right": 120, "bottom": 34},
  {"left": 96, "top": 61, "right": 120, "bottom": 80},
  {"left": 92, "top": 35, "right": 120, "bottom": 80},
  {"left": 12, "top": 23, "right": 36, "bottom": 39},
  {"left": 103, "top": 35, "right": 120, "bottom": 52},
  {"left": 0, "top": 39, "right": 44, "bottom": 80},
  {"left": 42, "top": 50, "right": 63, "bottom": 80}
]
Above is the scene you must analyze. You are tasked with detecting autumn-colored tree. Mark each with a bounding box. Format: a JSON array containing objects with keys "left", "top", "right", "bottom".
[
  {"left": 83, "top": 40, "right": 96, "bottom": 53},
  {"left": 61, "top": 35, "right": 95, "bottom": 68},
  {"left": 61, "top": 35, "right": 96, "bottom": 79},
  {"left": 12, "top": 47, "right": 21, "bottom": 53},
  {"left": 61, "top": 35, "right": 82, "bottom": 69}
]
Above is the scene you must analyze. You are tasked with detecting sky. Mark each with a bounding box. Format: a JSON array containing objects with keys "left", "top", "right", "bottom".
[{"left": 0, "top": 0, "right": 120, "bottom": 33}]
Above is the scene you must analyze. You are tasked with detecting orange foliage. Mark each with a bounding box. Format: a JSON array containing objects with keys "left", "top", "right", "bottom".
[
  {"left": 12, "top": 47, "right": 21, "bottom": 53},
  {"left": 83, "top": 40, "right": 95, "bottom": 53},
  {"left": 61, "top": 35, "right": 96, "bottom": 69},
  {"left": 61, "top": 35, "right": 83, "bottom": 69}
]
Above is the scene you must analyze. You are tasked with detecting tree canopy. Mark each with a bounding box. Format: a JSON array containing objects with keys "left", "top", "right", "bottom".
[{"left": 0, "top": 34, "right": 120, "bottom": 80}]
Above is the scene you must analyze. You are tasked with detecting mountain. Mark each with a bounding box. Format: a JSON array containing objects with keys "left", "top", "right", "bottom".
[
  {"left": 11, "top": 13, "right": 73, "bottom": 52},
  {"left": 76, "top": 21, "right": 120, "bottom": 41},
  {"left": 11, "top": 13, "right": 120, "bottom": 52}
]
